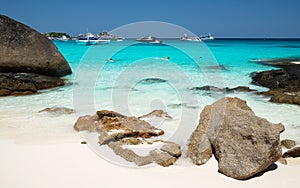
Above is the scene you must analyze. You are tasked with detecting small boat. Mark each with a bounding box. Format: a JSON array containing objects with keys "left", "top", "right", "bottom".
[
  {"left": 116, "top": 37, "right": 125, "bottom": 42},
  {"left": 76, "top": 33, "right": 110, "bottom": 45},
  {"left": 180, "top": 34, "right": 201, "bottom": 42},
  {"left": 136, "top": 36, "right": 162, "bottom": 44},
  {"left": 98, "top": 36, "right": 111, "bottom": 44},
  {"left": 200, "top": 33, "right": 214, "bottom": 40},
  {"left": 56, "top": 35, "right": 69, "bottom": 42}
]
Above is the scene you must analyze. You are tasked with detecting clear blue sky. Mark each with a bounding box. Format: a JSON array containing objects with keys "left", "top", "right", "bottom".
[{"left": 1, "top": 0, "right": 300, "bottom": 38}]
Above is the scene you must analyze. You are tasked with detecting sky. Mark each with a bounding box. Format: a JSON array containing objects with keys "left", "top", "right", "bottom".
[{"left": 0, "top": 0, "right": 300, "bottom": 38}]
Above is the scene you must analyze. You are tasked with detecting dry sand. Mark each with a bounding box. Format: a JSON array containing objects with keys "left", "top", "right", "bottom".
[{"left": 1, "top": 132, "right": 300, "bottom": 188}]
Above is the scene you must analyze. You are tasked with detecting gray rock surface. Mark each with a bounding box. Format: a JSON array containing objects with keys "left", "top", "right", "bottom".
[
  {"left": 187, "top": 97, "right": 284, "bottom": 180},
  {"left": 0, "top": 15, "right": 71, "bottom": 76}
]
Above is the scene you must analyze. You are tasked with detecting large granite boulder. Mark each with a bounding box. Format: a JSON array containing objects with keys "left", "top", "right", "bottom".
[
  {"left": 187, "top": 97, "right": 285, "bottom": 180},
  {"left": 0, "top": 72, "right": 65, "bottom": 96},
  {"left": 0, "top": 15, "right": 71, "bottom": 77}
]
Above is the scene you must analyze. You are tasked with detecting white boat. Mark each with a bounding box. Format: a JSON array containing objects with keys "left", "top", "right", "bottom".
[
  {"left": 200, "top": 33, "right": 214, "bottom": 40},
  {"left": 136, "top": 36, "right": 162, "bottom": 44},
  {"left": 116, "top": 37, "right": 125, "bottom": 42},
  {"left": 57, "top": 35, "right": 69, "bottom": 41},
  {"left": 180, "top": 34, "right": 201, "bottom": 42},
  {"left": 76, "top": 33, "right": 110, "bottom": 45}
]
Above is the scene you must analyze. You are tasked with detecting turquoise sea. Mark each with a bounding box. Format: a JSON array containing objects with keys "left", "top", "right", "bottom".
[{"left": 1, "top": 39, "right": 300, "bottom": 146}]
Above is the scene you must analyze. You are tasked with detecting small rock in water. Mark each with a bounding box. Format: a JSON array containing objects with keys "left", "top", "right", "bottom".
[{"left": 138, "top": 78, "right": 167, "bottom": 85}]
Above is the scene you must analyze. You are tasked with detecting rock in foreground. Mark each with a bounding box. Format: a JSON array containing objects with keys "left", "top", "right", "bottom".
[
  {"left": 0, "top": 15, "right": 71, "bottom": 76},
  {"left": 74, "top": 110, "right": 181, "bottom": 167},
  {"left": 187, "top": 97, "right": 284, "bottom": 180}
]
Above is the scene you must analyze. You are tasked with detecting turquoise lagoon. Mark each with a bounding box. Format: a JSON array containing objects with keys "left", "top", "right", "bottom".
[{"left": 1, "top": 39, "right": 300, "bottom": 145}]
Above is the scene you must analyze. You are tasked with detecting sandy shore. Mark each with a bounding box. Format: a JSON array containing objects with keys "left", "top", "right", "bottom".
[{"left": 1, "top": 132, "right": 300, "bottom": 188}]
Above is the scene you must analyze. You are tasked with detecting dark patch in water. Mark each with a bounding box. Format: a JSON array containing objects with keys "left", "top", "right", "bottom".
[
  {"left": 167, "top": 103, "right": 198, "bottom": 109},
  {"left": 249, "top": 57, "right": 300, "bottom": 67},
  {"left": 131, "top": 43, "right": 166, "bottom": 47},
  {"left": 277, "top": 45, "right": 300, "bottom": 48},
  {"left": 138, "top": 78, "right": 167, "bottom": 85},
  {"left": 203, "top": 65, "right": 228, "bottom": 71}
]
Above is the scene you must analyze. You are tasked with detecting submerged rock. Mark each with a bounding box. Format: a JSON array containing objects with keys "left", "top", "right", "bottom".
[
  {"left": 191, "top": 85, "right": 257, "bottom": 93},
  {"left": 138, "top": 78, "right": 167, "bottom": 85},
  {"left": 0, "top": 72, "right": 64, "bottom": 96},
  {"left": 187, "top": 97, "right": 284, "bottom": 180},
  {"left": 0, "top": 15, "right": 71, "bottom": 76}
]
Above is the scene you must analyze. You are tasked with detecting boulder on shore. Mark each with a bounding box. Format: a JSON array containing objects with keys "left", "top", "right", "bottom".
[
  {"left": 74, "top": 110, "right": 182, "bottom": 167},
  {"left": 0, "top": 15, "right": 71, "bottom": 77},
  {"left": 0, "top": 72, "right": 65, "bottom": 96},
  {"left": 187, "top": 97, "right": 284, "bottom": 180},
  {"left": 251, "top": 59, "right": 300, "bottom": 105}
]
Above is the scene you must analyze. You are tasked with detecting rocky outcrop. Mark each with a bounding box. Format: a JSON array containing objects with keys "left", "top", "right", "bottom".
[
  {"left": 270, "top": 92, "right": 300, "bottom": 105},
  {"left": 74, "top": 110, "right": 181, "bottom": 167},
  {"left": 0, "top": 15, "right": 71, "bottom": 77},
  {"left": 282, "top": 146, "right": 300, "bottom": 158},
  {"left": 187, "top": 97, "right": 285, "bottom": 180},
  {"left": 281, "top": 139, "right": 297, "bottom": 149},
  {"left": 251, "top": 58, "right": 300, "bottom": 105},
  {"left": 252, "top": 69, "right": 300, "bottom": 91},
  {"left": 191, "top": 85, "right": 257, "bottom": 93},
  {"left": 0, "top": 72, "right": 64, "bottom": 96}
]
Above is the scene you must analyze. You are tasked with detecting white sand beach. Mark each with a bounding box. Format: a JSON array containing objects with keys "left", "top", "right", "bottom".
[{"left": 1, "top": 128, "right": 300, "bottom": 188}]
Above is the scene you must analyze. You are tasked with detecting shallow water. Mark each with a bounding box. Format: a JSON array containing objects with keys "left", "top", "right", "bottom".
[{"left": 1, "top": 39, "right": 300, "bottom": 144}]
